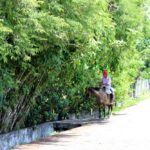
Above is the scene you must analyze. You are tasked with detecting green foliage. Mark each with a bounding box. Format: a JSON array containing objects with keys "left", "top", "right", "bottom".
[{"left": 0, "top": 0, "right": 149, "bottom": 133}]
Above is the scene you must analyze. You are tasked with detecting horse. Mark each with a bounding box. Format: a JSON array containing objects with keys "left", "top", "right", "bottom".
[{"left": 85, "top": 87, "right": 114, "bottom": 118}]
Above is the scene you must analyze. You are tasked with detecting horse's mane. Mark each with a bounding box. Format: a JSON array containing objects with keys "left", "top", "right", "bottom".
[{"left": 91, "top": 89, "right": 101, "bottom": 97}]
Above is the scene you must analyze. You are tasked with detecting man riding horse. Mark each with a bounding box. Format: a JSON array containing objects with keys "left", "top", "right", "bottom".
[
  {"left": 85, "top": 69, "right": 115, "bottom": 118},
  {"left": 99, "top": 69, "right": 114, "bottom": 103}
]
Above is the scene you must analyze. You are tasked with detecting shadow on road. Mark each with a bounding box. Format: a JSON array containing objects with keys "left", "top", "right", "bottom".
[{"left": 112, "top": 113, "right": 127, "bottom": 116}]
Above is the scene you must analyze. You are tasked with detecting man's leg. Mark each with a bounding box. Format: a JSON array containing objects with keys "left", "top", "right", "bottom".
[
  {"left": 110, "top": 93, "right": 113, "bottom": 103},
  {"left": 110, "top": 88, "right": 114, "bottom": 103}
]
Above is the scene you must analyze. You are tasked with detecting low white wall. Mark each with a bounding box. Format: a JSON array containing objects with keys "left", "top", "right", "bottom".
[
  {"left": 0, "top": 122, "right": 54, "bottom": 150},
  {"left": 134, "top": 79, "right": 150, "bottom": 97}
]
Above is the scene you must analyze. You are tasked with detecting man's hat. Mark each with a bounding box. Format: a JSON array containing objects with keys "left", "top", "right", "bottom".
[{"left": 102, "top": 69, "right": 107, "bottom": 75}]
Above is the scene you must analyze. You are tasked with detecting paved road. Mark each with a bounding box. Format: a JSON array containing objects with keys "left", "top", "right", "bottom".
[{"left": 13, "top": 98, "right": 150, "bottom": 150}]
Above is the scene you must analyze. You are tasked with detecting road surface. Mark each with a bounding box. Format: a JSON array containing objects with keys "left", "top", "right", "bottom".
[{"left": 13, "top": 98, "right": 150, "bottom": 150}]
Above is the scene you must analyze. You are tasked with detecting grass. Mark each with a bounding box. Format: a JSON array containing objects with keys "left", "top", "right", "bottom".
[{"left": 113, "top": 93, "right": 150, "bottom": 112}]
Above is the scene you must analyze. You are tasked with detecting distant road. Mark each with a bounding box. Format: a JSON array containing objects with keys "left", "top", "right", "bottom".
[{"left": 13, "top": 97, "right": 150, "bottom": 150}]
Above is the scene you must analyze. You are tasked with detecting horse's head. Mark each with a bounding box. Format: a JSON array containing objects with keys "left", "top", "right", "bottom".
[{"left": 85, "top": 87, "right": 93, "bottom": 99}]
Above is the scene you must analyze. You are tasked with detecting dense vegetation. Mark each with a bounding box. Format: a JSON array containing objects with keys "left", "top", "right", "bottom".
[{"left": 0, "top": 0, "right": 150, "bottom": 133}]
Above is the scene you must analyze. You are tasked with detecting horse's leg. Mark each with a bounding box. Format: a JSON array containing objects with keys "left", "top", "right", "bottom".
[
  {"left": 104, "top": 105, "right": 106, "bottom": 118},
  {"left": 111, "top": 105, "right": 113, "bottom": 115},
  {"left": 105, "top": 105, "right": 109, "bottom": 118},
  {"left": 108, "top": 105, "right": 111, "bottom": 117},
  {"left": 103, "top": 104, "right": 105, "bottom": 118},
  {"left": 98, "top": 105, "right": 101, "bottom": 119},
  {"left": 107, "top": 93, "right": 113, "bottom": 117},
  {"left": 108, "top": 105, "right": 113, "bottom": 117}
]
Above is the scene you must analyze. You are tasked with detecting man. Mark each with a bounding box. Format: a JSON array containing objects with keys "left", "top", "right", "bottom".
[{"left": 100, "top": 69, "right": 114, "bottom": 102}]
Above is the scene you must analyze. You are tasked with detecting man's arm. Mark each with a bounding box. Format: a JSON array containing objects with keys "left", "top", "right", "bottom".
[{"left": 107, "top": 77, "right": 111, "bottom": 86}]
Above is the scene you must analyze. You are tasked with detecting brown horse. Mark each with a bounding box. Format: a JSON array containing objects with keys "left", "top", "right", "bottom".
[{"left": 85, "top": 87, "right": 114, "bottom": 118}]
